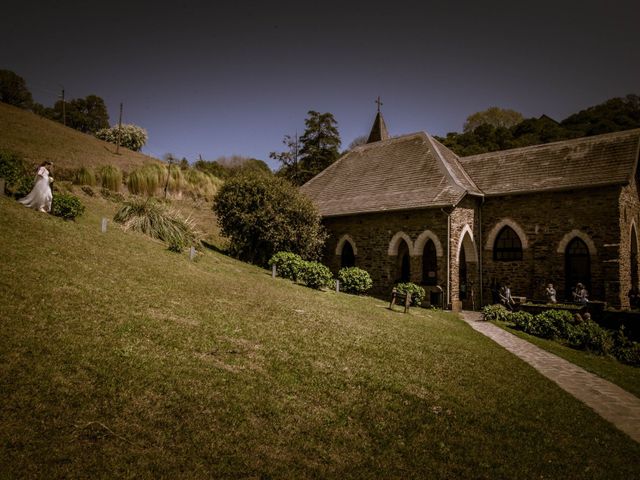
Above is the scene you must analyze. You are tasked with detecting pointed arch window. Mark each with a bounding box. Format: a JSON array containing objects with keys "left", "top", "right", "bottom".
[
  {"left": 565, "top": 237, "right": 591, "bottom": 298},
  {"left": 493, "top": 226, "right": 523, "bottom": 261},
  {"left": 422, "top": 239, "right": 437, "bottom": 285},
  {"left": 340, "top": 240, "right": 356, "bottom": 268}
]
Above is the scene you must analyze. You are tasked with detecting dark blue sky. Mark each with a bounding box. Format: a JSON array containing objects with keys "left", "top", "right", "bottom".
[{"left": 3, "top": 1, "right": 639, "bottom": 168}]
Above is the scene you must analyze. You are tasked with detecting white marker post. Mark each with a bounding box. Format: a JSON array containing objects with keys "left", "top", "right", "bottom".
[
  {"left": 336, "top": 279, "right": 340, "bottom": 293},
  {"left": 272, "top": 264, "right": 276, "bottom": 279},
  {"left": 101, "top": 217, "right": 108, "bottom": 233},
  {"left": 189, "top": 246, "right": 196, "bottom": 261}
]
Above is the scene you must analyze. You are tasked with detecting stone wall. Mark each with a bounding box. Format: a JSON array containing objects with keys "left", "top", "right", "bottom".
[
  {"left": 618, "top": 175, "right": 640, "bottom": 308},
  {"left": 480, "top": 186, "right": 623, "bottom": 307},
  {"left": 323, "top": 208, "right": 450, "bottom": 301}
]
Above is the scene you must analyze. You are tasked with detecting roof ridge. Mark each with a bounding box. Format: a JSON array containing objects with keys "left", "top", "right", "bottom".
[
  {"left": 429, "top": 134, "right": 482, "bottom": 194},
  {"left": 461, "top": 128, "right": 640, "bottom": 162},
  {"left": 424, "top": 133, "right": 476, "bottom": 197}
]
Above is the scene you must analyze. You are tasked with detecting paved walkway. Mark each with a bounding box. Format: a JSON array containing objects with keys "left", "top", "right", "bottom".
[{"left": 460, "top": 310, "right": 640, "bottom": 443}]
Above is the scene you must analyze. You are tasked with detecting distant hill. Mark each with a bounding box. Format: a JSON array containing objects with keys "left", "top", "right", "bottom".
[{"left": 0, "top": 101, "right": 161, "bottom": 172}]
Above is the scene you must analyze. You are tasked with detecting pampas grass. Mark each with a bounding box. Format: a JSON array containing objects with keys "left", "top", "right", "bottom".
[
  {"left": 99, "top": 165, "right": 123, "bottom": 192},
  {"left": 72, "top": 167, "right": 96, "bottom": 186},
  {"left": 114, "top": 197, "right": 203, "bottom": 251}
]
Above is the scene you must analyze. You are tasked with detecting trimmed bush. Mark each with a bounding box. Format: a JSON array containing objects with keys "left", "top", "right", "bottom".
[
  {"left": 395, "top": 282, "right": 426, "bottom": 306},
  {"left": 269, "top": 252, "right": 304, "bottom": 281},
  {"left": 300, "top": 261, "right": 333, "bottom": 289},
  {"left": 337, "top": 267, "right": 372, "bottom": 294},
  {"left": 95, "top": 124, "right": 148, "bottom": 151},
  {"left": 213, "top": 172, "right": 326, "bottom": 266},
  {"left": 482, "top": 304, "right": 511, "bottom": 322},
  {"left": 51, "top": 192, "right": 85, "bottom": 220},
  {"left": 98, "top": 165, "right": 122, "bottom": 192},
  {"left": 114, "top": 198, "right": 202, "bottom": 250},
  {"left": 566, "top": 320, "right": 614, "bottom": 355},
  {"left": 72, "top": 167, "right": 96, "bottom": 186}
]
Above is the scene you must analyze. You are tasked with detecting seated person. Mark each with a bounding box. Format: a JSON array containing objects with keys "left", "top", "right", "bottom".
[
  {"left": 544, "top": 283, "right": 557, "bottom": 304},
  {"left": 499, "top": 283, "right": 515, "bottom": 310}
]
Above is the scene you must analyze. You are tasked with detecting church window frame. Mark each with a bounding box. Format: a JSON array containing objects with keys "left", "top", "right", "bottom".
[{"left": 493, "top": 226, "right": 523, "bottom": 261}]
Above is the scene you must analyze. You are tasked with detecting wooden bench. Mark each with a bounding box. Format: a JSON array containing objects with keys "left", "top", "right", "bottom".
[{"left": 389, "top": 288, "right": 412, "bottom": 313}]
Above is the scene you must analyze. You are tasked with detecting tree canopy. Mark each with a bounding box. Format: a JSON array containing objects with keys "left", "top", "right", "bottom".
[
  {"left": 0, "top": 70, "right": 33, "bottom": 109},
  {"left": 437, "top": 95, "right": 640, "bottom": 156},
  {"left": 275, "top": 111, "right": 341, "bottom": 185},
  {"left": 463, "top": 107, "right": 524, "bottom": 132},
  {"left": 195, "top": 155, "right": 271, "bottom": 179}
]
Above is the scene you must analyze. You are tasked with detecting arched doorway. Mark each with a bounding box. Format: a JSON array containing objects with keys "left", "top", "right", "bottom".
[
  {"left": 422, "top": 239, "right": 437, "bottom": 285},
  {"left": 565, "top": 237, "right": 590, "bottom": 299},
  {"left": 340, "top": 241, "right": 355, "bottom": 268},
  {"left": 397, "top": 239, "right": 411, "bottom": 282},
  {"left": 459, "top": 247, "right": 467, "bottom": 300},
  {"left": 631, "top": 226, "right": 638, "bottom": 289}
]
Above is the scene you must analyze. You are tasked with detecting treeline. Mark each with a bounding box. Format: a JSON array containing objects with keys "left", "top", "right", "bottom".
[{"left": 436, "top": 95, "right": 640, "bottom": 156}]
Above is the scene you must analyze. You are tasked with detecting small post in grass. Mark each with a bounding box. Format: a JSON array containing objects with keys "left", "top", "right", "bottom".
[
  {"left": 189, "top": 246, "right": 196, "bottom": 261},
  {"left": 101, "top": 217, "right": 108, "bottom": 233},
  {"left": 272, "top": 264, "right": 276, "bottom": 279},
  {"left": 335, "top": 279, "right": 340, "bottom": 293}
]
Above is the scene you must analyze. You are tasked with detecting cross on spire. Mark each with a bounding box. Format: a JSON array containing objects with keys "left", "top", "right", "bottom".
[{"left": 375, "top": 96, "right": 383, "bottom": 113}]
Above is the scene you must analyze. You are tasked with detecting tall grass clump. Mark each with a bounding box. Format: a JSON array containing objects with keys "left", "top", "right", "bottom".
[
  {"left": 167, "top": 164, "right": 184, "bottom": 194},
  {"left": 183, "top": 169, "right": 221, "bottom": 199},
  {"left": 98, "top": 165, "right": 123, "bottom": 192},
  {"left": 114, "top": 197, "right": 202, "bottom": 252},
  {"left": 126, "top": 169, "right": 148, "bottom": 195},
  {"left": 72, "top": 166, "right": 96, "bottom": 186}
]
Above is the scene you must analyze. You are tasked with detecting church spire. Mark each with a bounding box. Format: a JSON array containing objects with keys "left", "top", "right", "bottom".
[{"left": 366, "top": 96, "right": 389, "bottom": 143}]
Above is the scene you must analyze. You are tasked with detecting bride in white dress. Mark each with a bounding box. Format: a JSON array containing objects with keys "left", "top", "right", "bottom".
[{"left": 19, "top": 161, "right": 54, "bottom": 212}]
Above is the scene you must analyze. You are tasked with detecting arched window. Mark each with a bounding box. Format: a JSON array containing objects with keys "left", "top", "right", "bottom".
[
  {"left": 631, "top": 226, "right": 638, "bottom": 288},
  {"left": 422, "top": 239, "right": 437, "bottom": 285},
  {"left": 397, "top": 239, "right": 411, "bottom": 282},
  {"left": 340, "top": 240, "right": 356, "bottom": 268},
  {"left": 565, "top": 237, "right": 591, "bottom": 299},
  {"left": 493, "top": 226, "right": 523, "bottom": 261}
]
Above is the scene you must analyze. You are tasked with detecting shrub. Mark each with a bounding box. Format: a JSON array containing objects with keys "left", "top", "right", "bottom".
[
  {"left": 300, "top": 261, "right": 333, "bottom": 289},
  {"left": 529, "top": 309, "right": 574, "bottom": 339},
  {"left": 567, "top": 320, "right": 613, "bottom": 355},
  {"left": 0, "top": 150, "right": 32, "bottom": 197},
  {"left": 337, "top": 267, "right": 372, "bottom": 294},
  {"left": 395, "top": 282, "right": 426, "bottom": 306},
  {"left": 72, "top": 167, "right": 96, "bottom": 186},
  {"left": 268, "top": 252, "right": 304, "bottom": 281},
  {"left": 51, "top": 192, "right": 85, "bottom": 220},
  {"left": 213, "top": 172, "right": 326, "bottom": 266},
  {"left": 126, "top": 169, "right": 148, "bottom": 195},
  {"left": 482, "top": 304, "right": 510, "bottom": 322},
  {"left": 98, "top": 165, "right": 122, "bottom": 192},
  {"left": 510, "top": 311, "right": 535, "bottom": 330},
  {"left": 81, "top": 185, "right": 95, "bottom": 196},
  {"left": 114, "top": 198, "right": 202, "bottom": 250},
  {"left": 95, "top": 124, "right": 148, "bottom": 151}
]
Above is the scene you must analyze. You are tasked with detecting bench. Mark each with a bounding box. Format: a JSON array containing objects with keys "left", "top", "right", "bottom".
[{"left": 389, "top": 288, "right": 412, "bottom": 313}]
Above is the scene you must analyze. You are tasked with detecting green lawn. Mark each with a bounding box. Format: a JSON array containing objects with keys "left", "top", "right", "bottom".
[
  {"left": 492, "top": 320, "right": 640, "bottom": 398},
  {"left": 1, "top": 193, "right": 640, "bottom": 479}
]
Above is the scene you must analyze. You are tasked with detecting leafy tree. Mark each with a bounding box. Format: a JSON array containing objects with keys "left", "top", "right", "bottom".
[
  {"left": 95, "top": 124, "right": 148, "bottom": 151},
  {"left": 270, "top": 134, "right": 307, "bottom": 185},
  {"left": 49, "top": 95, "right": 109, "bottom": 133},
  {"left": 463, "top": 107, "right": 524, "bottom": 132},
  {"left": 0, "top": 70, "right": 33, "bottom": 109},
  {"left": 347, "top": 135, "right": 368, "bottom": 150},
  {"left": 213, "top": 172, "right": 326, "bottom": 266},
  {"left": 195, "top": 155, "right": 271, "bottom": 179},
  {"left": 297, "top": 110, "right": 341, "bottom": 185}
]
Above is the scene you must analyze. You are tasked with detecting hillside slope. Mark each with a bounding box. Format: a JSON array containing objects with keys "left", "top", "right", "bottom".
[
  {"left": 0, "top": 102, "right": 161, "bottom": 171},
  {"left": 1, "top": 195, "right": 640, "bottom": 478}
]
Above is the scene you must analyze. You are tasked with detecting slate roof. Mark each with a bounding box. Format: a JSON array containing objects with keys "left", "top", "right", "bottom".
[
  {"left": 461, "top": 129, "right": 640, "bottom": 196},
  {"left": 301, "top": 127, "right": 640, "bottom": 218},
  {"left": 300, "top": 131, "right": 482, "bottom": 217}
]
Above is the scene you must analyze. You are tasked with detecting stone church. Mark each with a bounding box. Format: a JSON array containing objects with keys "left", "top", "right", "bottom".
[{"left": 300, "top": 110, "right": 640, "bottom": 310}]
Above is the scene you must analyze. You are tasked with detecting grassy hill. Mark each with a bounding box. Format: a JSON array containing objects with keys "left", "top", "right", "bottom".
[
  {"left": 0, "top": 102, "right": 161, "bottom": 172},
  {"left": 1, "top": 193, "right": 640, "bottom": 478}
]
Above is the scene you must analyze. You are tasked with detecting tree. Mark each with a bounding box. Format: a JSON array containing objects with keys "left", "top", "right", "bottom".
[
  {"left": 347, "top": 135, "right": 368, "bottom": 150},
  {"left": 213, "top": 172, "right": 326, "bottom": 266},
  {"left": 195, "top": 155, "right": 271, "bottom": 179},
  {"left": 0, "top": 70, "right": 33, "bottom": 109},
  {"left": 49, "top": 94, "right": 109, "bottom": 133},
  {"left": 270, "top": 133, "right": 308, "bottom": 185},
  {"left": 95, "top": 124, "right": 148, "bottom": 151},
  {"left": 463, "top": 107, "right": 524, "bottom": 132},
  {"left": 297, "top": 110, "right": 341, "bottom": 185}
]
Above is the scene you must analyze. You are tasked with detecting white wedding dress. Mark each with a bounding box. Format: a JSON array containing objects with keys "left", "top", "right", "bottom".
[{"left": 19, "top": 166, "right": 53, "bottom": 212}]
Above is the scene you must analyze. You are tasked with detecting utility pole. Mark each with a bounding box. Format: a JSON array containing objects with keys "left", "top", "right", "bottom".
[
  {"left": 164, "top": 155, "right": 174, "bottom": 199},
  {"left": 116, "top": 102, "right": 123, "bottom": 154},
  {"left": 60, "top": 87, "right": 66, "bottom": 126}
]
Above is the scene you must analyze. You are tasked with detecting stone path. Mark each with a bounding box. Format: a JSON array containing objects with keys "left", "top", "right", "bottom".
[{"left": 460, "top": 310, "right": 640, "bottom": 443}]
